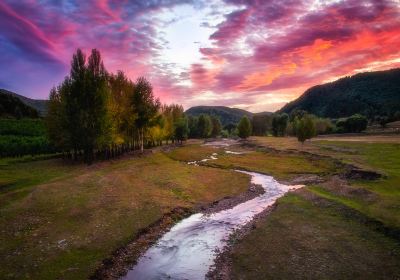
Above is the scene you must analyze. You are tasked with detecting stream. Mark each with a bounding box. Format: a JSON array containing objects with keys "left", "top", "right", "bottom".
[{"left": 122, "top": 149, "right": 302, "bottom": 280}]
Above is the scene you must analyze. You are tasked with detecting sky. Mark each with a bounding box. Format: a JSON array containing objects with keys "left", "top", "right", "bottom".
[{"left": 1, "top": 0, "right": 400, "bottom": 112}]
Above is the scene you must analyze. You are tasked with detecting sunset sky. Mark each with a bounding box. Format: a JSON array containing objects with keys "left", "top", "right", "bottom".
[{"left": 1, "top": 0, "right": 400, "bottom": 112}]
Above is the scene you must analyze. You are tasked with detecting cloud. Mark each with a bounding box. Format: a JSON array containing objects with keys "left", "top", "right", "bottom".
[
  {"left": 187, "top": 0, "right": 400, "bottom": 110},
  {"left": 1, "top": 0, "right": 399, "bottom": 111}
]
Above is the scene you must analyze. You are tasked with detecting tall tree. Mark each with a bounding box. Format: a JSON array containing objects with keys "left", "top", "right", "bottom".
[
  {"left": 272, "top": 113, "right": 289, "bottom": 136},
  {"left": 46, "top": 85, "right": 68, "bottom": 152},
  {"left": 66, "top": 48, "right": 87, "bottom": 159},
  {"left": 210, "top": 116, "right": 222, "bottom": 137},
  {"left": 188, "top": 115, "right": 199, "bottom": 138},
  {"left": 197, "top": 114, "right": 212, "bottom": 139},
  {"left": 174, "top": 117, "right": 189, "bottom": 143},
  {"left": 237, "top": 116, "right": 252, "bottom": 139},
  {"left": 109, "top": 71, "right": 136, "bottom": 149},
  {"left": 81, "top": 49, "right": 110, "bottom": 164},
  {"left": 132, "top": 77, "right": 160, "bottom": 152}
]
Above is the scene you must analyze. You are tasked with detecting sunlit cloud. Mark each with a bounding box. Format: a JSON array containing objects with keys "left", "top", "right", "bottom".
[{"left": 0, "top": 0, "right": 399, "bottom": 111}]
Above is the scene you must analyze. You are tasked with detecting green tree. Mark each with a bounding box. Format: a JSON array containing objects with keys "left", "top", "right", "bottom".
[
  {"left": 46, "top": 86, "right": 67, "bottom": 151},
  {"left": 188, "top": 115, "right": 199, "bottom": 138},
  {"left": 336, "top": 114, "right": 368, "bottom": 133},
  {"left": 82, "top": 49, "right": 111, "bottom": 164},
  {"left": 197, "top": 114, "right": 212, "bottom": 138},
  {"left": 237, "top": 116, "right": 252, "bottom": 139},
  {"left": 223, "top": 123, "right": 236, "bottom": 135},
  {"left": 251, "top": 115, "right": 272, "bottom": 136},
  {"left": 132, "top": 77, "right": 160, "bottom": 152},
  {"left": 66, "top": 48, "right": 87, "bottom": 160},
  {"left": 295, "top": 115, "right": 316, "bottom": 143},
  {"left": 272, "top": 113, "right": 289, "bottom": 136},
  {"left": 174, "top": 117, "right": 189, "bottom": 143},
  {"left": 210, "top": 116, "right": 222, "bottom": 137}
]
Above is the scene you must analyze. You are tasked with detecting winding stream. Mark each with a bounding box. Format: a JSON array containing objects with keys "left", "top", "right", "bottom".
[{"left": 122, "top": 150, "right": 303, "bottom": 280}]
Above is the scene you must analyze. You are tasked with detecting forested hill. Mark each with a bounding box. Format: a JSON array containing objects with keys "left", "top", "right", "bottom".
[
  {"left": 185, "top": 106, "right": 270, "bottom": 126},
  {"left": 0, "top": 90, "right": 40, "bottom": 118},
  {"left": 0, "top": 89, "right": 48, "bottom": 116},
  {"left": 279, "top": 68, "right": 400, "bottom": 119}
]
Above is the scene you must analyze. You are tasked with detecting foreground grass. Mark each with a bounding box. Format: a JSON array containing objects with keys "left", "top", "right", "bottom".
[
  {"left": 227, "top": 136, "right": 400, "bottom": 279},
  {"left": 230, "top": 191, "right": 400, "bottom": 279},
  {"left": 0, "top": 151, "right": 249, "bottom": 279}
]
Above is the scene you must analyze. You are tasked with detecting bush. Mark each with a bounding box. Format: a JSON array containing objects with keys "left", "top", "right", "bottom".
[{"left": 295, "top": 115, "right": 316, "bottom": 143}]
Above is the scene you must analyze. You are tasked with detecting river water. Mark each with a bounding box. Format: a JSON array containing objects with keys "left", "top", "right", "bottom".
[{"left": 122, "top": 151, "right": 302, "bottom": 280}]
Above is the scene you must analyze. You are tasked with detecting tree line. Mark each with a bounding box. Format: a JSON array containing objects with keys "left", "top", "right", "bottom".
[
  {"left": 47, "top": 49, "right": 187, "bottom": 164},
  {"left": 249, "top": 109, "right": 370, "bottom": 143}
]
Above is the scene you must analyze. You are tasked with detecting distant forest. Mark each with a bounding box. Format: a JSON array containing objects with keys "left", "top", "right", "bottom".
[{"left": 279, "top": 68, "right": 400, "bottom": 119}]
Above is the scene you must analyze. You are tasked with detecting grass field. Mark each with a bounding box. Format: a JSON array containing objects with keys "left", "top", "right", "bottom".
[
  {"left": 2, "top": 135, "right": 400, "bottom": 279},
  {"left": 225, "top": 136, "right": 400, "bottom": 279},
  {"left": 0, "top": 151, "right": 250, "bottom": 279}
]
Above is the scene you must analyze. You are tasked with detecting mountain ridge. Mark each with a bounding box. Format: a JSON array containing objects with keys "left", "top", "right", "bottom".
[
  {"left": 0, "top": 89, "right": 48, "bottom": 116},
  {"left": 185, "top": 105, "right": 271, "bottom": 126},
  {"left": 278, "top": 68, "right": 400, "bottom": 118}
]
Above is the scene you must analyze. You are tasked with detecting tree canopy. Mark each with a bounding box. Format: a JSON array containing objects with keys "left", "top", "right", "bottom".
[{"left": 237, "top": 116, "right": 252, "bottom": 139}]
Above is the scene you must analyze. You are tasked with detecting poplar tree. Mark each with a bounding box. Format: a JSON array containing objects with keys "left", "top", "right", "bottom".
[
  {"left": 132, "top": 77, "right": 160, "bottom": 152},
  {"left": 210, "top": 116, "right": 222, "bottom": 137},
  {"left": 197, "top": 114, "right": 212, "bottom": 138},
  {"left": 237, "top": 116, "right": 252, "bottom": 139}
]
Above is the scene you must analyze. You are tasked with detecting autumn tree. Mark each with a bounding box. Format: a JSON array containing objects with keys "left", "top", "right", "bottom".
[
  {"left": 132, "top": 77, "right": 160, "bottom": 152},
  {"left": 108, "top": 71, "right": 136, "bottom": 151}
]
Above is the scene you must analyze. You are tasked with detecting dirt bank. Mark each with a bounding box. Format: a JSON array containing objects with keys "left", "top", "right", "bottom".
[{"left": 91, "top": 181, "right": 264, "bottom": 279}]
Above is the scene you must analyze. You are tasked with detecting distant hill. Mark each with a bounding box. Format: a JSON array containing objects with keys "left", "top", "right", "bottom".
[
  {"left": 279, "top": 68, "right": 400, "bottom": 119},
  {"left": 0, "top": 90, "right": 40, "bottom": 118},
  {"left": 0, "top": 89, "right": 48, "bottom": 116},
  {"left": 185, "top": 105, "right": 271, "bottom": 126}
]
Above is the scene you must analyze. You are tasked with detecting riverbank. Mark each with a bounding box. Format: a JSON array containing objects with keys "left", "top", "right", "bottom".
[
  {"left": 208, "top": 136, "right": 400, "bottom": 279},
  {"left": 2, "top": 136, "right": 398, "bottom": 279},
  {"left": 0, "top": 148, "right": 250, "bottom": 279}
]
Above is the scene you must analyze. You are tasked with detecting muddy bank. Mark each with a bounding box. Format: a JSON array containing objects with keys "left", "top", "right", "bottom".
[
  {"left": 207, "top": 176, "right": 386, "bottom": 279},
  {"left": 91, "top": 207, "right": 193, "bottom": 280},
  {"left": 207, "top": 140, "right": 386, "bottom": 279},
  {"left": 206, "top": 203, "right": 278, "bottom": 280},
  {"left": 91, "top": 181, "right": 263, "bottom": 279},
  {"left": 123, "top": 171, "right": 301, "bottom": 279},
  {"left": 200, "top": 183, "right": 265, "bottom": 215}
]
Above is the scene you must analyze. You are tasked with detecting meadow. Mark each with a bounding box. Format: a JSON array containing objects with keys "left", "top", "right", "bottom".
[
  {"left": 223, "top": 136, "right": 400, "bottom": 279},
  {"left": 1, "top": 135, "right": 399, "bottom": 279}
]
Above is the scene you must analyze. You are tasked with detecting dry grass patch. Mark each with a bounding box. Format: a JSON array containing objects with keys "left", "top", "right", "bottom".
[{"left": 0, "top": 151, "right": 249, "bottom": 279}]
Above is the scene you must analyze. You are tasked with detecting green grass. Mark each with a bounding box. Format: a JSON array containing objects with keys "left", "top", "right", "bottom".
[
  {"left": 208, "top": 150, "right": 338, "bottom": 180},
  {"left": 226, "top": 136, "right": 400, "bottom": 279},
  {"left": 166, "top": 143, "right": 218, "bottom": 162},
  {"left": 230, "top": 191, "right": 400, "bottom": 279},
  {"left": 0, "top": 149, "right": 250, "bottom": 279}
]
